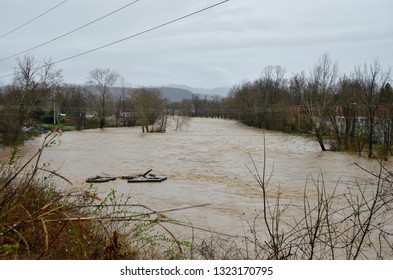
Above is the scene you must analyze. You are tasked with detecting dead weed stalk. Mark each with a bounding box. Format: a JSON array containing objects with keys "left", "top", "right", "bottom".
[{"left": 243, "top": 134, "right": 393, "bottom": 260}]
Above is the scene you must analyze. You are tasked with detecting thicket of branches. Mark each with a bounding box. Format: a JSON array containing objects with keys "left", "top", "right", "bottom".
[
  {"left": 0, "top": 54, "right": 63, "bottom": 145},
  {"left": 244, "top": 145, "right": 393, "bottom": 260},
  {"left": 193, "top": 141, "right": 393, "bottom": 260},
  {"left": 221, "top": 54, "right": 392, "bottom": 158}
]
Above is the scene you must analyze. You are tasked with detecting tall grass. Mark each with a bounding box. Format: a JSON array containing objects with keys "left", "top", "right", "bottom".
[{"left": 0, "top": 132, "right": 195, "bottom": 260}]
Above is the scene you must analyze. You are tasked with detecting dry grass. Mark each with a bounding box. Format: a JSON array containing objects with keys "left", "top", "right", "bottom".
[{"left": 0, "top": 132, "right": 194, "bottom": 260}]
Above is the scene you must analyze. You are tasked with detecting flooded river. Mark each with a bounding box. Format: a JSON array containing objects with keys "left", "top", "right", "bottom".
[{"left": 10, "top": 117, "right": 391, "bottom": 238}]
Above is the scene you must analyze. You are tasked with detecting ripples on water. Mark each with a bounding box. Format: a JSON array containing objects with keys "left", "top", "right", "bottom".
[{"left": 12, "top": 117, "right": 391, "bottom": 236}]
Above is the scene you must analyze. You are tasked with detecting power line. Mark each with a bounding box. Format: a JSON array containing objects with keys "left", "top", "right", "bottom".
[
  {"left": 53, "top": 0, "right": 230, "bottom": 65},
  {"left": 0, "top": 0, "right": 69, "bottom": 40},
  {"left": 0, "top": 0, "right": 141, "bottom": 62},
  {"left": 0, "top": 0, "right": 230, "bottom": 80}
]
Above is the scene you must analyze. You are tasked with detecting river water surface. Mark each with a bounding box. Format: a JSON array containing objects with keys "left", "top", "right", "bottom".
[{"left": 14, "top": 117, "right": 391, "bottom": 238}]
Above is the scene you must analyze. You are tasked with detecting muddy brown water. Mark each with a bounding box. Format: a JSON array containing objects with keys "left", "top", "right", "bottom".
[{"left": 7, "top": 117, "right": 391, "bottom": 238}]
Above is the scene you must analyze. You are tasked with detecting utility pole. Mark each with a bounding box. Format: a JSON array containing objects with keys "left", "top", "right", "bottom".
[{"left": 53, "top": 89, "right": 56, "bottom": 125}]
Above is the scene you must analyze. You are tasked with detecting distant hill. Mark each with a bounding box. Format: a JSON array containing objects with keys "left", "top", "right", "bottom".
[
  {"left": 157, "top": 85, "right": 230, "bottom": 102},
  {"left": 166, "top": 84, "right": 230, "bottom": 97},
  {"left": 96, "top": 86, "right": 194, "bottom": 103},
  {"left": 158, "top": 87, "right": 194, "bottom": 102},
  {"left": 0, "top": 84, "right": 227, "bottom": 103}
]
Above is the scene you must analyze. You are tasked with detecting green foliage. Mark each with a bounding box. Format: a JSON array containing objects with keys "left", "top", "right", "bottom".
[
  {"left": 0, "top": 243, "right": 20, "bottom": 259},
  {"left": 7, "top": 145, "right": 18, "bottom": 166}
]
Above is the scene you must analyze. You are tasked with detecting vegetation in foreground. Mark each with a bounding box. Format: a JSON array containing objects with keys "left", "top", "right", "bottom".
[
  {"left": 1, "top": 132, "right": 393, "bottom": 260},
  {"left": 0, "top": 133, "right": 192, "bottom": 260}
]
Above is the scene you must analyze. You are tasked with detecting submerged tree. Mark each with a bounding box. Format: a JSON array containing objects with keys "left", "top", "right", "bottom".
[
  {"left": 302, "top": 53, "right": 338, "bottom": 151},
  {"left": 87, "top": 68, "right": 120, "bottom": 129},
  {"left": 354, "top": 59, "right": 391, "bottom": 158},
  {"left": 335, "top": 76, "right": 362, "bottom": 152},
  {"left": 131, "top": 88, "right": 166, "bottom": 133},
  {"left": 379, "top": 83, "right": 393, "bottom": 158}
]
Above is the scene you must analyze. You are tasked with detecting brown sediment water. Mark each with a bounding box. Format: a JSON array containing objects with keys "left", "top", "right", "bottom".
[{"left": 14, "top": 117, "right": 389, "bottom": 238}]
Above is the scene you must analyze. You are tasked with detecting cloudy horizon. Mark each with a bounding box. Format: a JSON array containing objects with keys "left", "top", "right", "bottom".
[{"left": 0, "top": 0, "right": 392, "bottom": 89}]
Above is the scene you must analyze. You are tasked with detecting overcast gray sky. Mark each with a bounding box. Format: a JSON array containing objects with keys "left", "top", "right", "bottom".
[{"left": 0, "top": 0, "right": 392, "bottom": 89}]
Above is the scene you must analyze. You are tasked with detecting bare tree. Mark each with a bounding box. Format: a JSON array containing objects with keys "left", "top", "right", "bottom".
[
  {"left": 335, "top": 76, "right": 360, "bottom": 151},
  {"left": 354, "top": 59, "right": 391, "bottom": 158},
  {"left": 131, "top": 88, "right": 166, "bottom": 133},
  {"left": 113, "top": 77, "right": 131, "bottom": 127},
  {"left": 289, "top": 72, "right": 306, "bottom": 106},
  {"left": 87, "top": 68, "right": 120, "bottom": 129},
  {"left": 378, "top": 83, "right": 393, "bottom": 158},
  {"left": 174, "top": 115, "right": 191, "bottom": 131},
  {"left": 0, "top": 54, "right": 62, "bottom": 144},
  {"left": 260, "top": 65, "right": 289, "bottom": 130},
  {"left": 261, "top": 65, "right": 287, "bottom": 104},
  {"left": 302, "top": 53, "right": 338, "bottom": 151}
]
